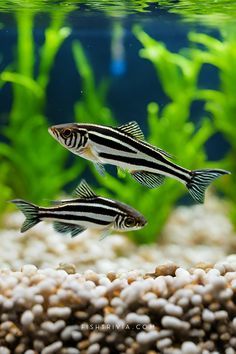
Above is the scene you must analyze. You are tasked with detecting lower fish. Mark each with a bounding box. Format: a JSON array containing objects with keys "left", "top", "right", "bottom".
[
  {"left": 48, "top": 121, "right": 230, "bottom": 203},
  {"left": 11, "top": 180, "right": 147, "bottom": 237}
]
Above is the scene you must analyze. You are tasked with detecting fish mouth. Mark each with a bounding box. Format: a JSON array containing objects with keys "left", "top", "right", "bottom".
[
  {"left": 136, "top": 217, "right": 147, "bottom": 229},
  {"left": 48, "top": 126, "right": 57, "bottom": 138},
  {"left": 141, "top": 218, "right": 148, "bottom": 228}
]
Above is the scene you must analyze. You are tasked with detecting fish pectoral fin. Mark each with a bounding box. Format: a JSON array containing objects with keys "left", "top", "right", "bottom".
[
  {"left": 94, "top": 162, "right": 106, "bottom": 176},
  {"left": 74, "top": 179, "right": 97, "bottom": 199},
  {"left": 80, "top": 145, "right": 99, "bottom": 161},
  {"left": 131, "top": 171, "right": 165, "bottom": 189},
  {"left": 53, "top": 221, "right": 86, "bottom": 237},
  {"left": 99, "top": 229, "right": 111, "bottom": 241},
  {"left": 117, "top": 121, "right": 144, "bottom": 140}
]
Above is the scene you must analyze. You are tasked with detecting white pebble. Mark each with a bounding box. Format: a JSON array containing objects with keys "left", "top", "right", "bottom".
[
  {"left": 63, "top": 349, "right": 80, "bottom": 354},
  {"left": 92, "top": 297, "right": 108, "bottom": 309},
  {"left": 156, "top": 329, "right": 173, "bottom": 339},
  {"left": 165, "top": 303, "right": 183, "bottom": 317},
  {"left": 214, "top": 310, "right": 228, "bottom": 320},
  {"left": 219, "top": 288, "right": 233, "bottom": 300},
  {"left": 126, "top": 312, "right": 150, "bottom": 324},
  {"left": 202, "top": 309, "right": 215, "bottom": 323},
  {"left": 41, "top": 320, "right": 65, "bottom": 333},
  {"left": 72, "top": 331, "right": 82, "bottom": 341},
  {"left": 32, "top": 304, "right": 43, "bottom": 316},
  {"left": 110, "top": 297, "right": 123, "bottom": 307},
  {"left": 21, "top": 310, "right": 34, "bottom": 326},
  {"left": 87, "top": 343, "right": 100, "bottom": 354},
  {"left": 47, "top": 306, "right": 71, "bottom": 318},
  {"left": 232, "top": 318, "right": 236, "bottom": 331},
  {"left": 148, "top": 298, "right": 167, "bottom": 309},
  {"left": 191, "top": 294, "right": 202, "bottom": 306},
  {"left": 175, "top": 268, "right": 191, "bottom": 280},
  {"left": 0, "top": 347, "right": 10, "bottom": 354},
  {"left": 22, "top": 264, "right": 38, "bottom": 276},
  {"left": 60, "top": 325, "right": 80, "bottom": 340},
  {"left": 156, "top": 337, "right": 172, "bottom": 350},
  {"left": 105, "top": 314, "right": 120, "bottom": 325},
  {"left": 41, "top": 341, "right": 63, "bottom": 354},
  {"left": 3, "top": 299, "right": 13, "bottom": 310},
  {"left": 225, "top": 348, "right": 235, "bottom": 354},
  {"left": 162, "top": 316, "right": 190, "bottom": 330},
  {"left": 90, "top": 314, "right": 103, "bottom": 324},
  {"left": 136, "top": 330, "right": 159, "bottom": 344},
  {"left": 181, "top": 341, "right": 199, "bottom": 354}
]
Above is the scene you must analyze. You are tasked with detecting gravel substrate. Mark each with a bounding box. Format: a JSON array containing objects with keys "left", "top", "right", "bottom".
[
  {"left": 0, "top": 196, "right": 236, "bottom": 353},
  {"left": 1, "top": 261, "right": 236, "bottom": 353}
]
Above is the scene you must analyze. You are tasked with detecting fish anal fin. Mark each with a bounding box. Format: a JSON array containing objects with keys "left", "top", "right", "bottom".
[
  {"left": 94, "top": 162, "right": 106, "bottom": 176},
  {"left": 53, "top": 222, "right": 73, "bottom": 234},
  {"left": 53, "top": 221, "right": 86, "bottom": 237},
  {"left": 74, "top": 180, "right": 97, "bottom": 199},
  {"left": 118, "top": 121, "right": 144, "bottom": 140},
  {"left": 131, "top": 171, "right": 165, "bottom": 189},
  {"left": 71, "top": 226, "right": 86, "bottom": 238}
]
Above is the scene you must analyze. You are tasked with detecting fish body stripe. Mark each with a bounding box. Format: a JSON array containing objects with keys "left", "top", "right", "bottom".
[
  {"left": 89, "top": 131, "right": 136, "bottom": 154},
  {"left": 82, "top": 124, "right": 185, "bottom": 169},
  {"left": 87, "top": 125, "right": 169, "bottom": 162},
  {"left": 98, "top": 152, "right": 190, "bottom": 182},
  {"left": 80, "top": 124, "right": 190, "bottom": 180},
  {"left": 39, "top": 212, "right": 112, "bottom": 226},
  {"left": 39, "top": 203, "right": 121, "bottom": 217},
  {"left": 37, "top": 197, "right": 135, "bottom": 227}
]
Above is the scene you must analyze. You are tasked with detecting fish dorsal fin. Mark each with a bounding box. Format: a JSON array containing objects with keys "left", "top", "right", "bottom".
[
  {"left": 74, "top": 180, "right": 97, "bottom": 199},
  {"left": 118, "top": 121, "right": 144, "bottom": 140}
]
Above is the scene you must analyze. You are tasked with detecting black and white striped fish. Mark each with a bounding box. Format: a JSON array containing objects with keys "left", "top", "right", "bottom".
[
  {"left": 11, "top": 180, "right": 147, "bottom": 237},
  {"left": 48, "top": 121, "right": 230, "bottom": 203}
]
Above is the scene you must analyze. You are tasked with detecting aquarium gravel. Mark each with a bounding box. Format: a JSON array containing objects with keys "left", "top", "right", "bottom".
[
  {"left": 0, "top": 197, "right": 235, "bottom": 353},
  {"left": 1, "top": 261, "right": 236, "bottom": 353}
]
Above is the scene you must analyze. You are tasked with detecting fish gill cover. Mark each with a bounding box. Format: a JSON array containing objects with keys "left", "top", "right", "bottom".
[{"left": 0, "top": 0, "right": 235, "bottom": 243}]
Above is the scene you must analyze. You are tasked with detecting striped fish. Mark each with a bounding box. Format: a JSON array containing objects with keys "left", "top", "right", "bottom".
[
  {"left": 48, "top": 121, "right": 230, "bottom": 203},
  {"left": 11, "top": 180, "right": 147, "bottom": 237}
]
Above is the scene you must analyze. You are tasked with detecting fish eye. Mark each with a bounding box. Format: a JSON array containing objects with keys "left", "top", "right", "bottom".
[
  {"left": 62, "top": 128, "right": 72, "bottom": 138},
  {"left": 125, "top": 217, "right": 136, "bottom": 228}
]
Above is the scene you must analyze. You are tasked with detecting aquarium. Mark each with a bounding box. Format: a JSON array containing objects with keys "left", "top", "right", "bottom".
[{"left": 0, "top": 0, "right": 236, "bottom": 353}]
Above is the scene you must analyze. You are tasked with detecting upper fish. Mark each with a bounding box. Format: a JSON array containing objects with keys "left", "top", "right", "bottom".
[
  {"left": 48, "top": 121, "right": 230, "bottom": 203},
  {"left": 11, "top": 180, "right": 147, "bottom": 237}
]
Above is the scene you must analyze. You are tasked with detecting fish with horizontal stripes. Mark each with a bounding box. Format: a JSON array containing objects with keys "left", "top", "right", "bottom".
[
  {"left": 48, "top": 121, "right": 231, "bottom": 203},
  {"left": 11, "top": 180, "right": 147, "bottom": 237}
]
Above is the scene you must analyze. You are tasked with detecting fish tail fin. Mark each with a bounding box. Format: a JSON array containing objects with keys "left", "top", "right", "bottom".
[
  {"left": 11, "top": 199, "right": 40, "bottom": 232},
  {"left": 187, "top": 168, "right": 230, "bottom": 203}
]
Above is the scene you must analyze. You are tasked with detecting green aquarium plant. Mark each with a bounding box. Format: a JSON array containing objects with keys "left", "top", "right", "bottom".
[
  {"left": 0, "top": 4, "right": 82, "bottom": 212},
  {"left": 188, "top": 29, "right": 236, "bottom": 224}
]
